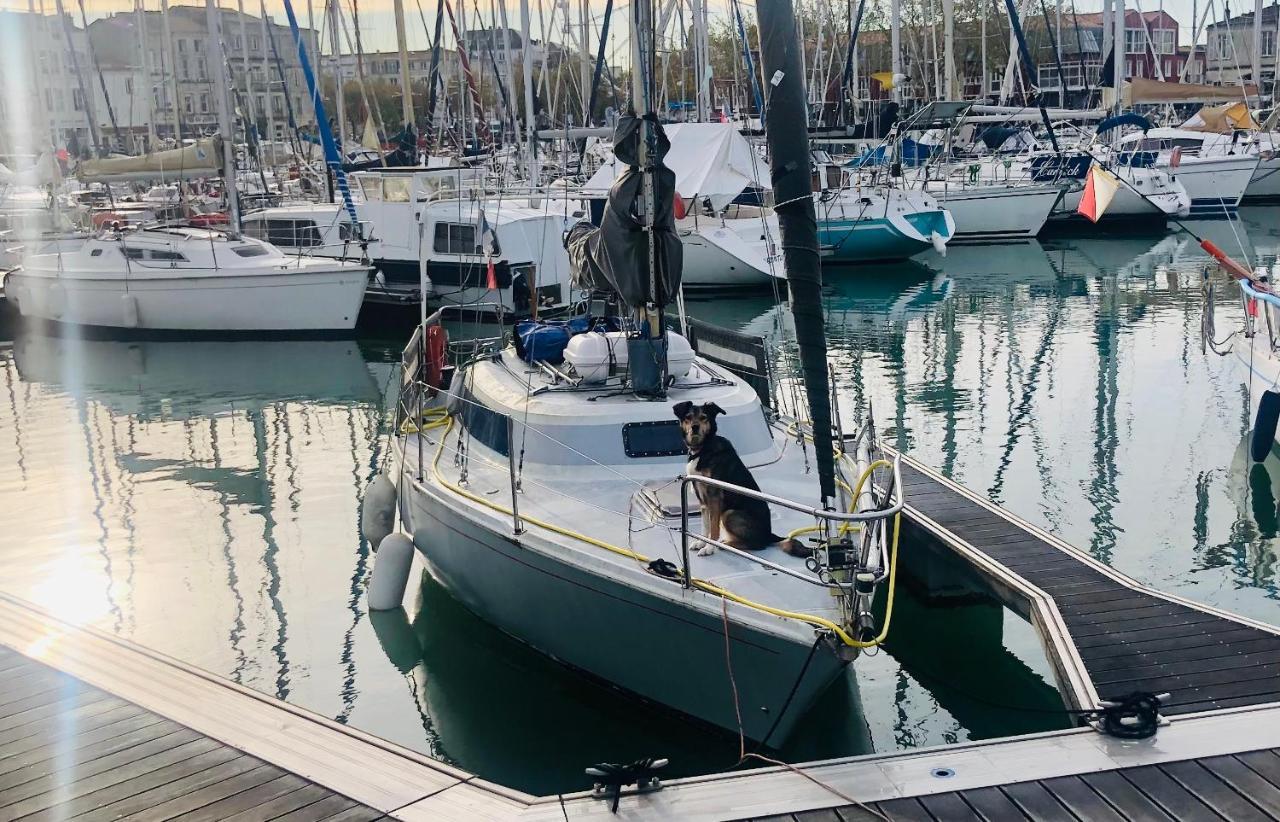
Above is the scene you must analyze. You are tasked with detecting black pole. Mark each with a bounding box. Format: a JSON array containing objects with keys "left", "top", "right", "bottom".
[
  {"left": 838, "top": 0, "right": 868, "bottom": 127},
  {"left": 577, "top": 0, "right": 615, "bottom": 168},
  {"left": 424, "top": 0, "right": 446, "bottom": 151},
  {"left": 757, "top": 0, "right": 836, "bottom": 504},
  {"left": 1001, "top": 0, "right": 1060, "bottom": 152},
  {"left": 1037, "top": 0, "right": 1070, "bottom": 108}
]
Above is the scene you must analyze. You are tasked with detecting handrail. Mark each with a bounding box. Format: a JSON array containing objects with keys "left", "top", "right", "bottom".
[{"left": 677, "top": 456, "right": 903, "bottom": 590}]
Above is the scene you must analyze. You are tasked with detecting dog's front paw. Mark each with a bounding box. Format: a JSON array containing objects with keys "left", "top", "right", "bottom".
[{"left": 697, "top": 543, "right": 717, "bottom": 557}]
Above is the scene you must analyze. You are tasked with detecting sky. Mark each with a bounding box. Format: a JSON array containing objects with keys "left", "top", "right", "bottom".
[{"left": 0, "top": 0, "right": 1233, "bottom": 55}]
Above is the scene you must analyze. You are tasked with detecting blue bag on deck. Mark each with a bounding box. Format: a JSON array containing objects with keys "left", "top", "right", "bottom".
[{"left": 514, "top": 316, "right": 608, "bottom": 364}]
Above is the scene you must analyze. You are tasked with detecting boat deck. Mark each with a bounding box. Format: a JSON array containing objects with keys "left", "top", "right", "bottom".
[{"left": 891, "top": 451, "right": 1280, "bottom": 715}]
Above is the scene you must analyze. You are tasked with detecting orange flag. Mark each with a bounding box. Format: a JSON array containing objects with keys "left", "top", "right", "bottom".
[
  {"left": 485, "top": 258, "right": 497, "bottom": 290},
  {"left": 1076, "top": 163, "right": 1120, "bottom": 223}
]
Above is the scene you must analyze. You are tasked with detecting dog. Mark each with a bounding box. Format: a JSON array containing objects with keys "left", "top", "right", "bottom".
[{"left": 675, "top": 401, "right": 808, "bottom": 558}]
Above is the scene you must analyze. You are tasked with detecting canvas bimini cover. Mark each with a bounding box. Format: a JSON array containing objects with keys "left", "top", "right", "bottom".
[
  {"left": 566, "top": 114, "right": 682, "bottom": 308},
  {"left": 581, "top": 121, "right": 766, "bottom": 211}
]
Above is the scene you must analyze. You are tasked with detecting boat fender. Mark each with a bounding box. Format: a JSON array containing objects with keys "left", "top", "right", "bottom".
[
  {"left": 1252, "top": 390, "right": 1280, "bottom": 462},
  {"left": 425, "top": 324, "right": 448, "bottom": 389},
  {"left": 48, "top": 282, "right": 65, "bottom": 319},
  {"left": 930, "top": 231, "right": 947, "bottom": 257},
  {"left": 120, "top": 293, "right": 139, "bottom": 328},
  {"left": 360, "top": 473, "right": 398, "bottom": 548},
  {"left": 367, "top": 533, "right": 414, "bottom": 611}
]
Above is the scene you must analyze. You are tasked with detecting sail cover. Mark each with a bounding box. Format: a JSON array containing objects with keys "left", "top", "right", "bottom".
[
  {"left": 77, "top": 138, "right": 223, "bottom": 182},
  {"left": 566, "top": 114, "right": 682, "bottom": 308},
  {"left": 581, "top": 121, "right": 766, "bottom": 212}
]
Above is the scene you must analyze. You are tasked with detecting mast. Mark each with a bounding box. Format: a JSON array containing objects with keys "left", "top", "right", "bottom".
[
  {"left": 328, "top": 0, "right": 348, "bottom": 151},
  {"left": 237, "top": 0, "right": 258, "bottom": 153},
  {"left": 757, "top": 0, "right": 836, "bottom": 505},
  {"left": 943, "top": 0, "right": 955, "bottom": 98},
  {"left": 393, "top": 0, "right": 415, "bottom": 128},
  {"left": 136, "top": 0, "right": 159, "bottom": 149},
  {"left": 424, "top": 0, "right": 445, "bottom": 152},
  {"left": 207, "top": 0, "right": 241, "bottom": 232},
  {"left": 497, "top": 0, "right": 519, "bottom": 148},
  {"left": 161, "top": 0, "right": 182, "bottom": 141},
  {"left": 890, "top": 0, "right": 902, "bottom": 103},
  {"left": 260, "top": 2, "right": 279, "bottom": 147},
  {"left": 1114, "top": 0, "right": 1125, "bottom": 101},
  {"left": 520, "top": 0, "right": 537, "bottom": 181},
  {"left": 1252, "top": 0, "right": 1263, "bottom": 99},
  {"left": 580, "top": 0, "right": 591, "bottom": 124},
  {"left": 981, "top": 0, "right": 987, "bottom": 100},
  {"left": 54, "top": 0, "right": 102, "bottom": 155}
]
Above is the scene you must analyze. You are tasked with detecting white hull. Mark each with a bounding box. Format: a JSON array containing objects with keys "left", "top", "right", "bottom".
[
  {"left": 1053, "top": 176, "right": 1189, "bottom": 222},
  {"left": 677, "top": 218, "right": 781, "bottom": 287},
  {"left": 395, "top": 455, "right": 846, "bottom": 742},
  {"left": 1165, "top": 155, "right": 1259, "bottom": 217},
  {"left": 7, "top": 263, "right": 368, "bottom": 332},
  {"left": 925, "top": 184, "right": 1062, "bottom": 243},
  {"left": 1245, "top": 155, "right": 1280, "bottom": 201}
]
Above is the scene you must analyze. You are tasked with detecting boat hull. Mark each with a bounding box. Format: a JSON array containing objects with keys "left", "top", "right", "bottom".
[
  {"left": 930, "top": 184, "right": 1062, "bottom": 243},
  {"left": 677, "top": 222, "right": 780, "bottom": 288},
  {"left": 6, "top": 265, "right": 368, "bottom": 333},
  {"left": 1244, "top": 155, "right": 1280, "bottom": 202},
  {"left": 1166, "top": 155, "right": 1258, "bottom": 218},
  {"left": 396, "top": 464, "right": 849, "bottom": 745}
]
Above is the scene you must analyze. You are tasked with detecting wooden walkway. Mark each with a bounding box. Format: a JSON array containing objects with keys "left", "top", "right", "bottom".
[
  {"left": 893, "top": 453, "right": 1280, "bottom": 716},
  {"left": 0, "top": 646, "right": 387, "bottom": 822},
  {"left": 750, "top": 747, "right": 1280, "bottom": 821}
]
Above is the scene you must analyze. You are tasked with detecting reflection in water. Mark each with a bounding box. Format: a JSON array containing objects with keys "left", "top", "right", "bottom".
[{"left": 1, "top": 212, "right": 1279, "bottom": 795}]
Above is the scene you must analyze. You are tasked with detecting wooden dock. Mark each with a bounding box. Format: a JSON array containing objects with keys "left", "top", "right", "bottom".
[
  {"left": 890, "top": 451, "right": 1280, "bottom": 717},
  {"left": 1, "top": 451, "right": 1279, "bottom": 821}
]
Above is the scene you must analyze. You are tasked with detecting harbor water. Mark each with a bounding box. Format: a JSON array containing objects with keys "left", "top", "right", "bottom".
[{"left": 2, "top": 209, "right": 1279, "bottom": 795}]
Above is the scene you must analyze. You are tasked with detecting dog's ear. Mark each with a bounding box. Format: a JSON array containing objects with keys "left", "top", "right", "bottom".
[
  {"left": 672, "top": 401, "right": 693, "bottom": 419},
  {"left": 704, "top": 402, "right": 726, "bottom": 418}
]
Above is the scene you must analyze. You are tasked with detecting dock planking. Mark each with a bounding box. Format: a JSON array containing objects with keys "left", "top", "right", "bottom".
[
  {"left": 0, "top": 646, "right": 388, "bottom": 822},
  {"left": 894, "top": 456, "right": 1280, "bottom": 716},
  {"left": 745, "top": 748, "right": 1280, "bottom": 821}
]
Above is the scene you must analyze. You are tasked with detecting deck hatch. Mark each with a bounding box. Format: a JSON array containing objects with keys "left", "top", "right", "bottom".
[{"left": 622, "top": 420, "right": 685, "bottom": 458}]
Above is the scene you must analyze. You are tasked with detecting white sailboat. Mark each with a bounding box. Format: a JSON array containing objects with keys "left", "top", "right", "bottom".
[
  {"left": 7, "top": 227, "right": 369, "bottom": 333},
  {"left": 367, "top": 0, "right": 904, "bottom": 745}
]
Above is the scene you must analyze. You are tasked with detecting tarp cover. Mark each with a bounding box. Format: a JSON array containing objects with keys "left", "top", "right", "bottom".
[
  {"left": 1122, "top": 78, "right": 1259, "bottom": 105},
  {"left": 566, "top": 114, "right": 682, "bottom": 308},
  {"left": 581, "top": 121, "right": 765, "bottom": 211},
  {"left": 1181, "top": 102, "right": 1261, "bottom": 133},
  {"left": 78, "top": 138, "right": 223, "bottom": 182}
]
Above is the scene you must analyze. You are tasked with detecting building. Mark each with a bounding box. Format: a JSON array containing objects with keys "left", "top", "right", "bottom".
[
  {"left": 87, "top": 6, "right": 319, "bottom": 147},
  {"left": 0, "top": 10, "right": 99, "bottom": 157},
  {"left": 1203, "top": 3, "right": 1278, "bottom": 87}
]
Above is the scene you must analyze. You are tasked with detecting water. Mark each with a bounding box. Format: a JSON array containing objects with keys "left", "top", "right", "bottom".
[{"left": 2, "top": 208, "right": 1279, "bottom": 795}]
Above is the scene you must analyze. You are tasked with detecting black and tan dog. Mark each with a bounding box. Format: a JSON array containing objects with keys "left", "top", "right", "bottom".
[{"left": 675, "top": 401, "right": 808, "bottom": 557}]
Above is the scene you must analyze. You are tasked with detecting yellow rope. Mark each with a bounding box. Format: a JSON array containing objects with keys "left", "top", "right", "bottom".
[{"left": 419, "top": 416, "right": 900, "bottom": 648}]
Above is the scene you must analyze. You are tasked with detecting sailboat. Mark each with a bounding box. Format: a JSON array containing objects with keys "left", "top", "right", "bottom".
[{"left": 369, "top": 0, "right": 904, "bottom": 744}]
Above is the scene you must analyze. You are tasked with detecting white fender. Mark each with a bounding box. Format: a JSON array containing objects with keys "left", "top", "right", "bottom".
[
  {"left": 120, "top": 293, "right": 139, "bottom": 328},
  {"left": 360, "top": 473, "right": 397, "bottom": 548},
  {"left": 368, "top": 533, "right": 414, "bottom": 611},
  {"left": 48, "top": 281, "right": 65, "bottom": 319},
  {"left": 930, "top": 231, "right": 947, "bottom": 257}
]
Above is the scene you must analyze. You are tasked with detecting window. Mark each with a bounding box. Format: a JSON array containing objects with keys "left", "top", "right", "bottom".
[
  {"left": 123, "top": 247, "right": 187, "bottom": 261},
  {"left": 72, "top": 88, "right": 84, "bottom": 111},
  {"left": 1153, "top": 29, "right": 1175, "bottom": 55},
  {"left": 1125, "top": 28, "right": 1145, "bottom": 54},
  {"left": 232, "top": 35, "right": 241, "bottom": 51},
  {"left": 184, "top": 95, "right": 193, "bottom": 113},
  {"left": 1216, "top": 32, "right": 1232, "bottom": 59},
  {"left": 198, "top": 59, "right": 207, "bottom": 81},
  {"left": 199, "top": 93, "right": 209, "bottom": 113},
  {"left": 383, "top": 177, "right": 411, "bottom": 202},
  {"left": 178, "top": 39, "right": 186, "bottom": 52},
  {"left": 194, "top": 40, "right": 203, "bottom": 52},
  {"left": 180, "top": 56, "right": 189, "bottom": 79},
  {"left": 250, "top": 36, "right": 260, "bottom": 51},
  {"left": 125, "top": 78, "right": 133, "bottom": 94},
  {"left": 1265, "top": 30, "right": 1277, "bottom": 58},
  {"left": 433, "top": 222, "right": 493, "bottom": 255},
  {"left": 232, "top": 245, "right": 269, "bottom": 256}
]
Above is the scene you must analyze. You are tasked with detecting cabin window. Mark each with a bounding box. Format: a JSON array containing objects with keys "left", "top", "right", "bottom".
[
  {"left": 432, "top": 222, "right": 496, "bottom": 255},
  {"left": 123, "top": 247, "right": 187, "bottom": 262},
  {"left": 90, "top": 248, "right": 103, "bottom": 256},
  {"left": 358, "top": 177, "right": 383, "bottom": 201},
  {"left": 622, "top": 421, "right": 686, "bottom": 458},
  {"left": 383, "top": 177, "right": 411, "bottom": 202},
  {"left": 232, "top": 245, "right": 270, "bottom": 257}
]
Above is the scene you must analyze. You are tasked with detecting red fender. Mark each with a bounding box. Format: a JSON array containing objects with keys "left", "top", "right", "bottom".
[{"left": 425, "top": 324, "right": 448, "bottom": 389}]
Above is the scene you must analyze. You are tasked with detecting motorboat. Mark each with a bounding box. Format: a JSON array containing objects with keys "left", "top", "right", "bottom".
[
  {"left": 243, "top": 167, "right": 581, "bottom": 317},
  {"left": 5, "top": 226, "right": 370, "bottom": 333}
]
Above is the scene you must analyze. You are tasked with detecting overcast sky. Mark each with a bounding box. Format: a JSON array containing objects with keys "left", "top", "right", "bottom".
[{"left": 0, "top": 0, "right": 1240, "bottom": 55}]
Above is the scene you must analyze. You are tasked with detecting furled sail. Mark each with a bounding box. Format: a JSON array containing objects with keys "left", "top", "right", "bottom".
[
  {"left": 565, "top": 113, "right": 682, "bottom": 308},
  {"left": 77, "top": 138, "right": 223, "bottom": 182}
]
